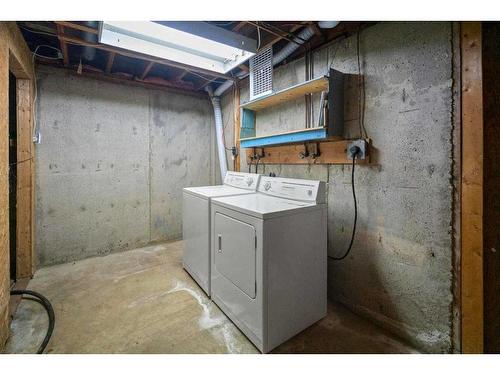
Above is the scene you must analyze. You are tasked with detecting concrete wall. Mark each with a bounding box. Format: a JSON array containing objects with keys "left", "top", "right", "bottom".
[
  {"left": 35, "top": 66, "right": 215, "bottom": 266},
  {"left": 228, "top": 22, "right": 457, "bottom": 352}
]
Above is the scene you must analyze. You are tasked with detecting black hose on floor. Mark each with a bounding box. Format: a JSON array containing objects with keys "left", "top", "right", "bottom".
[{"left": 10, "top": 289, "right": 55, "bottom": 354}]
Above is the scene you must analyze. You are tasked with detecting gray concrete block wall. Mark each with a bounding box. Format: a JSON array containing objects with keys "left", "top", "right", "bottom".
[
  {"left": 234, "top": 22, "right": 456, "bottom": 352},
  {"left": 35, "top": 66, "right": 215, "bottom": 266}
]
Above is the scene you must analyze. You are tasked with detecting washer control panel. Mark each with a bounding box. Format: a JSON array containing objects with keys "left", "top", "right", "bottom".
[
  {"left": 224, "top": 172, "right": 260, "bottom": 190},
  {"left": 258, "top": 176, "right": 326, "bottom": 203}
]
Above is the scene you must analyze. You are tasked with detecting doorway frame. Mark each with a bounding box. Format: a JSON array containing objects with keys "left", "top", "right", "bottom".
[{"left": 1, "top": 22, "right": 36, "bottom": 349}]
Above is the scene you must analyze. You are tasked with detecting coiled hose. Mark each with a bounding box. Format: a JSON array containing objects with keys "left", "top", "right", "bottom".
[{"left": 10, "top": 289, "right": 55, "bottom": 354}]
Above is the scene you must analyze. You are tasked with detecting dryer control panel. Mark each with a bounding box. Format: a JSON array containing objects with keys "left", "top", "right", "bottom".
[
  {"left": 258, "top": 176, "right": 326, "bottom": 203},
  {"left": 224, "top": 172, "right": 260, "bottom": 191}
]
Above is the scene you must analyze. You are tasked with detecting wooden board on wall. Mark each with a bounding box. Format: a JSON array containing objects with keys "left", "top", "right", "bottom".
[
  {"left": 0, "top": 25, "right": 11, "bottom": 351},
  {"left": 461, "top": 21, "right": 484, "bottom": 354},
  {"left": 245, "top": 139, "right": 372, "bottom": 165},
  {"left": 16, "top": 79, "right": 34, "bottom": 278}
]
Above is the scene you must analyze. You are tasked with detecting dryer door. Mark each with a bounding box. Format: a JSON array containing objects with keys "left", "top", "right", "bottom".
[{"left": 214, "top": 212, "right": 256, "bottom": 299}]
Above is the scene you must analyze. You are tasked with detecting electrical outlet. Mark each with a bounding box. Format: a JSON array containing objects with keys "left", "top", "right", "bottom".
[{"left": 347, "top": 139, "right": 367, "bottom": 160}]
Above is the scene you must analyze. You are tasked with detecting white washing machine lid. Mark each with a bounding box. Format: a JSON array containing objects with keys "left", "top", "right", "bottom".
[
  {"left": 183, "top": 185, "right": 255, "bottom": 200},
  {"left": 211, "top": 193, "right": 324, "bottom": 219},
  {"left": 183, "top": 172, "right": 260, "bottom": 199}
]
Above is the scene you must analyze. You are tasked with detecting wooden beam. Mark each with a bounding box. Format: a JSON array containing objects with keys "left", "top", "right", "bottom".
[
  {"left": 238, "top": 64, "right": 249, "bottom": 73},
  {"left": 16, "top": 79, "right": 34, "bottom": 278},
  {"left": 461, "top": 21, "right": 484, "bottom": 354},
  {"left": 37, "top": 59, "right": 206, "bottom": 98},
  {"left": 56, "top": 24, "right": 69, "bottom": 66},
  {"left": 57, "top": 33, "right": 234, "bottom": 81},
  {"left": 54, "top": 21, "right": 98, "bottom": 35},
  {"left": 0, "top": 24, "right": 11, "bottom": 352},
  {"left": 234, "top": 83, "right": 241, "bottom": 171},
  {"left": 245, "top": 139, "right": 371, "bottom": 165},
  {"left": 195, "top": 76, "right": 218, "bottom": 91},
  {"left": 105, "top": 52, "right": 115, "bottom": 74},
  {"left": 261, "top": 24, "right": 303, "bottom": 51},
  {"left": 172, "top": 70, "right": 188, "bottom": 82},
  {"left": 232, "top": 22, "right": 247, "bottom": 32},
  {"left": 247, "top": 21, "right": 301, "bottom": 46},
  {"left": 140, "top": 61, "right": 155, "bottom": 80}
]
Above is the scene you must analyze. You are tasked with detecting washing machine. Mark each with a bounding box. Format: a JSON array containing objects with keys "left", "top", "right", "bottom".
[
  {"left": 182, "top": 172, "right": 260, "bottom": 296},
  {"left": 210, "top": 176, "right": 327, "bottom": 353}
]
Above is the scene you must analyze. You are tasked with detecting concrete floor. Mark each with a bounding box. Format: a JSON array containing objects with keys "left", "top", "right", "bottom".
[{"left": 5, "top": 241, "right": 417, "bottom": 354}]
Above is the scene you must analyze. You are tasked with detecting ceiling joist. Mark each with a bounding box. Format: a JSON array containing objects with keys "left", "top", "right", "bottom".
[
  {"left": 140, "top": 61, "right": 155, "bottom": 80},
  {"left": 54, "top": 21, "right": 99, "bottom": 35},
  {"left": 20, "top": 21, "right": 366, "bottom": 94},
  {"left": 56, "top": 24, "right": 69, "bottom": 66},
  {"left": 105, "top": 52, "right": 115, "bottom": 74},
  {"left": 37, "top": 59, "right": 206, "bottom": 97},
  {"left": 57, "top": 33, "right": 234, "bottom": 81}
]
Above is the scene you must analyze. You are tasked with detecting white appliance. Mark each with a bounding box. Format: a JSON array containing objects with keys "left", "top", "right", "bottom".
[
  {"left": 182, "top": 172, "right": 260, "bottom": 296},
  {"left": 210, "top": 176, "right": 327, "bottom": 353}
]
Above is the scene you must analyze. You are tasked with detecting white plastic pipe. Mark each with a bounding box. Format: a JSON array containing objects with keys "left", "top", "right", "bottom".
[{"left": 206, "top": 86, "right": 228, "bottom": 180}]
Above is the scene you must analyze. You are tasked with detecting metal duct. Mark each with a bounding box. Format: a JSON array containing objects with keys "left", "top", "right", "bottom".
[
  {"left": 272, "top": 26, "right": 315, "bottom": 66},
  {"left": 214, "top": 26, "right": 317, "bottom": 97},
  {"left": 81, "top": 21, "right": 99, "bottom": 62},
  {"left": 208, "top": 25, "right": 319, "bottom": 178},
  {"left": 318, "top": 21, "right": 340, "bottom": 29}
]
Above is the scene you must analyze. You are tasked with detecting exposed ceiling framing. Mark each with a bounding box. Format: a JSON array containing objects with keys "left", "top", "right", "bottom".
[{"left": 18, "top": 21, "right": 371, "bottom": 95}]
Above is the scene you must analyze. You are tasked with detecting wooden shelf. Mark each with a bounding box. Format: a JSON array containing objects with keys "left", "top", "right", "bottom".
[
  {"left": 240, "top": 76, "right": 329, "bottom": 111},
  {"left": 238, "top": 70, "right": 344, "bottom": 149}
]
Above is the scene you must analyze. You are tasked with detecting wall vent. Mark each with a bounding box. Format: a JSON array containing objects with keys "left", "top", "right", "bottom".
[{"left": 249, "top": 46, "right": 273, "bottom": 100}]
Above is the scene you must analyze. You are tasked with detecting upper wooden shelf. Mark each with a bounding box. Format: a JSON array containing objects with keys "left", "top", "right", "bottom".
[{"left": 240, "top": 76, "right": 329, "bottom": 111}]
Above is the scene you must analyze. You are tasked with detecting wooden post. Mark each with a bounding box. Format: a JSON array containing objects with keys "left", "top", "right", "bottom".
[
  {"left": 0, "top": 31, "right": 10, "bottom": 351},
  {"left": 16, "top": 79, "right": 34, "bottom": 278},
  {"left": 233, "top": 83, "right": 241, "bottom": 171},
  {"left": 461, "top": 21, "right": 484, "bottom": 354}
]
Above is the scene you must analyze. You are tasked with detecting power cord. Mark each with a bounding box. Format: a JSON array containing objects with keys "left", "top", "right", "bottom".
[
  {"left": 10, "top": 289, "right": 55, "bottom": 353},
  {"left": 328, "top": 146, "right": 361, "bottom": 261}
]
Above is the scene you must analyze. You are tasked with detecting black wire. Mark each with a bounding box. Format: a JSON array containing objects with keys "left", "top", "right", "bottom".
[
  {"left": 10, "top": 289, "right": 55, "bottom": 354},
  {"left": 356, "top": 27, "right": 368, "bottom": 139},
  {"left": 356, "top": 30, "right": 363, "bottom": 138},
  {"left": 9, "top": 157, "right": 33, "bottom": 167},
  {"left": 328, "top": 154, "right": 358, "bottom": 261}
]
